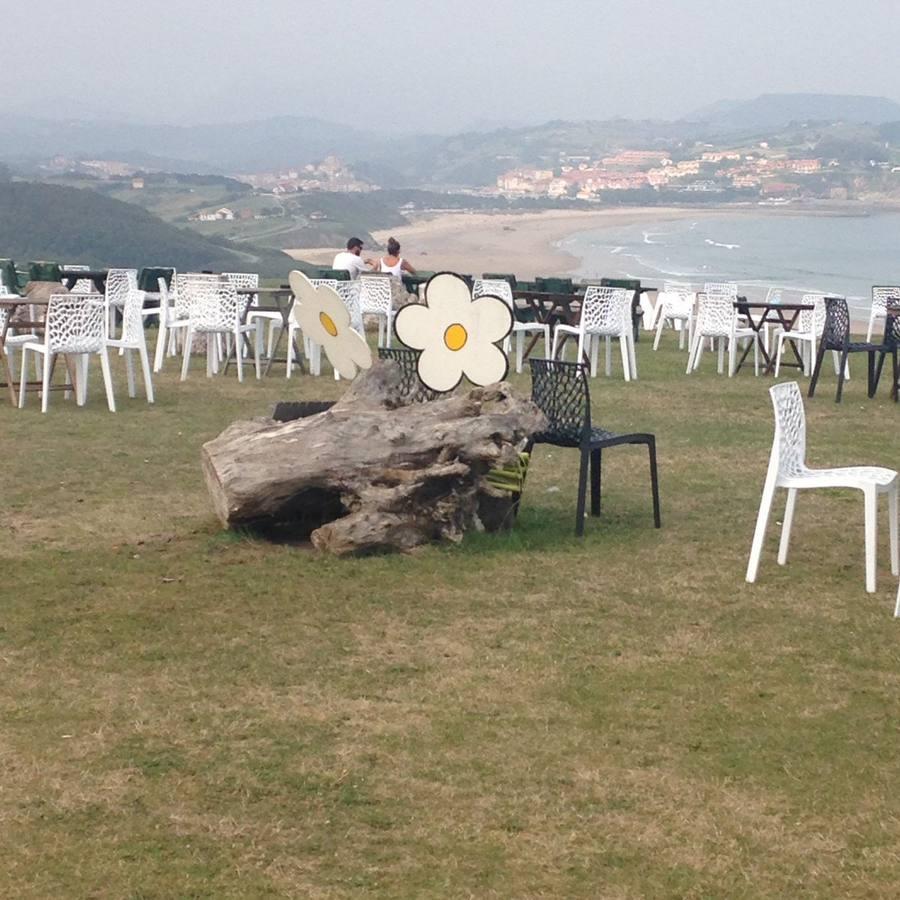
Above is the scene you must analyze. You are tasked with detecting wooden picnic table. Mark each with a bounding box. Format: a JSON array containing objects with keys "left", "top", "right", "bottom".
[{"left": 732, "top": 299, "right": 814, "bottom": 376}]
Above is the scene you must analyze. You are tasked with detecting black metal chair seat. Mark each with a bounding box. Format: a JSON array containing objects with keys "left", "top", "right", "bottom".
[
  {"left": 527, "top": 359, "right": 661, "bottom": 535},
  {"left": 845, "top": 340, "right": 883, "bottom": 353}
]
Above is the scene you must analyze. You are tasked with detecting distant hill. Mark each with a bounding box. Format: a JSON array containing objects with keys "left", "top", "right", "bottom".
[
  {"left": 686, "top": 93, "right": 900, "bottom": 133},
  {"left": 0, "top": 114, "right": 384, "bottom": 174},
  {"left": 0, "top": 181, "right": 296, "bottom": 275}
]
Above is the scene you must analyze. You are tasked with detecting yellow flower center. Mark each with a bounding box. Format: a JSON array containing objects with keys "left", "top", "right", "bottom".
[
  {"left": 319, "top": 311, "right": 338, "bottom": 337},
  {"left": 443, "top": 323, "right": 468, "bottom": 352}
]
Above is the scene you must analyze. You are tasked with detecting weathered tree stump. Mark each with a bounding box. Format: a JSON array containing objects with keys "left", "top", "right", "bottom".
[{"left": 200, "top": 360, "right": 546, "bottom": 555}]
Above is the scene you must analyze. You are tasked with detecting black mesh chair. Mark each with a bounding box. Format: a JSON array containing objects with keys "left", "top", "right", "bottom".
[
  {"left": 873, "top": 309, "right": 899, "bottom": 402},
  {"left": 377, "top": 347, "right": 447, "bottom": 403},
  {"left": 527, "top": 359, "right": 661, "bottom": 536},
  {"left": 808, "top": 297, "right": 884, "bottom": 402}
]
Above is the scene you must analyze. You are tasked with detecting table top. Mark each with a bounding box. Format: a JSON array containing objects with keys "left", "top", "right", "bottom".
[
  {"left": 237, "top": 286, "right": 293, "bottom": 296},
  {"left": 0, "top": 296, "right": 50, "bottom": 308},
  {"left": 733, "top": 301, "right": 814, "bottom": 311}
]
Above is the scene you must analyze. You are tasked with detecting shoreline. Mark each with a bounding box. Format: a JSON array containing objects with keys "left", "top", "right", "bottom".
[{"left": 287, "top": 202, "right": 894, "bottom": 282}]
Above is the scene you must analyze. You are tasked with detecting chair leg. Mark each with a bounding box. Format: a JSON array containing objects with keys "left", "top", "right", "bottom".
[
  {"left": 653, "top": 314, "right": 665, "bottom": 350},
  {"left": 889, "top": 484, "right": 899, "bottom": 577},
  {"left": 180, "top": 326, "right": 193, "bottom": 381},
  {"left": 124, "top": 348, "right": 136, "bottom": 398},
  {"left": 605, "top": 336, "right": 612, "bottom": 377},
  {"left": 628, "top": 332, "right": 637, "bottom": 379},
  {"left": 590, "top": 448, "right": 601, "bottom": 516},
  {"left": 746, "top": 477, "right": 778, "bottom": 583},
  {"left": 774, "top": 333, "right": 785, "bottom": 377},
  {"left": 516, "top": 331, "right": 524, "bottom": 374},
  {"left": 619, "top": 334, "right": 631, "bottom": 382},
  {"left": 864, "top": 486, "right": 878, "bottom": 593},
  {"left": 777, "top": 488, "right": 797, "bottom": 565},
  {"left": 686, "top": 330, "right": 701, "bottom": 374},
  {"left": 40, "top": 350, "right": 52, "bottom": 413},
  {"left": 866, "top": 313, "right": 875, "bottom": 343},
  {"left": 98, "top": 348, "right": 116, "bottom": 412},
  {"left": 835, "top": 351, "right": 848, "bottom": 403},
  {"left": 153, "top": 319, "right": 167, "bottom": 373},
  {"left": 575, "top": 448, "right": 590, "bottom": 537},
  {"left": 647, "top": 438, "right": 661, "bottom": 528},
  {"left": 18, "top": 347, "right": 31, "bottom": 408},
  {"left": 808, "top": 343, "right": 826, "bottom": 397},
  {"left": 717, "top": 338, "right": 725, "bottom": 375},
  {"left": 137, "top": 342, "right": 154, "bottom": 403}
]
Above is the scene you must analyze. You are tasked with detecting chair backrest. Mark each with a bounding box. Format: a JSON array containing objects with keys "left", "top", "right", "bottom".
[
  {"left": 528, "top": 358, "right": 590, "bottom": 447},
  {"left": 872, "top": 286, "right": 900, "bottom": 314},
  {"left": 222, "top": 272, "right": 259, "bottom": 290},
  {"left": 704, "top": 281, "right": 738, "bottom": 298},
  {"left": 535, "top": 276, "right": 573, "bottom": 294},
  {"left": 45, "top": 293, "right": 106, "bottom": 354},
  {"left": 798, "top": 293, "right": 826, "bottom": 335},
  {"left": 769, "top": 381, "right": 807, "bottom": 479},
  {"left": 193, "top": 282, "right": 242, "bottom": 331},
  {"left": 105, "top": 268, "right": 138, "bottom": 305},
  {"left": 116, "top": 281, "right": 147, "bottom": 343},
  {"left": 377, "top": 347, "right": 446, "bottom": 402},
  {"left": 660, "top": 289, "right": 694, "bottom": 318},
  {"left": 820, "top": 296, "right": 851, "bottom": 350},
  {"left": 663, "top": 280, "right": 693, "bottom": 292},
  {"left": 482, "top": 272, "right": 517, "bottom": 289},
  {"left": 358, "top": 274, "right": 392, "bottom": 315},
  {"left": 696, "top": 292, "right": 737, "bottom": 336},
  {"left": 334, "top": 281, "right": 364, "bottom": 333},
  {"left": 472, "top": 279, "right": 514, "bottom": 308},
  {"left": 581, "top": 285, "right": 629, "bottom": 334},
  {"left": 764, "top": 287, "right": 783, "bottom": 304}
]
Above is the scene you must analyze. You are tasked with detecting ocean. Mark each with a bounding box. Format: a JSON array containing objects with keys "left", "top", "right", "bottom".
[{"left": 560, "top": 210, "right": 900, "bottom": 315}]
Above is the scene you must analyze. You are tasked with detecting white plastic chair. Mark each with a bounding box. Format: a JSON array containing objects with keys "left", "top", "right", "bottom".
[
  {"left": 0, "top": 301, "right": 40, "bottom": 378},
  {"left": 552, "top": 286, "right": 635, "bottom": 381},
  {"left": 105, "top": 277, "right": 154, "bottom": 403},
  {"left": 652, "top": 289, "right": 695, "bottom": 351},
  {"left": 686, "top": 292, "right": 759, "bottom": 376},
  {"left": 774, "top": 294, "right": 826, "bottom": 377},
  {"left": 867, "top": 286, "right": 900, "bottom": 343},
  {"left": 165, "top": 273, "right": 221, "bottom": 357},
  {"left": 18, "top": 293, "right": 115, "bottom": 413},
  {"left": 358, "top": 275, "right": 393, "bottom": 347},
  {"left": 104, "top": 268, "right": 138, "bottom": 340},
  {"left": 473, "top": 278, "right": 550, "bottom": 374},
  {"left": 290, "top": 281, "right": 364, "bottom": 379},
  {"left": 179, "top": 281, "right": 260, "bottom": 382},
  {"left": 746, "top": 381, "right": 898, "bottom": 594}
]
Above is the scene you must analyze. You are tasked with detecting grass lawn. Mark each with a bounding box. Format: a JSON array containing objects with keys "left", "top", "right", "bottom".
[{"left": 1, "top": 334, "right": 899, "bottom": 898}]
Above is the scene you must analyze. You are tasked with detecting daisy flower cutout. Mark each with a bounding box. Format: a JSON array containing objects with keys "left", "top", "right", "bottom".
[
  {"left": 394, "top": 272, "right": 513, "bottom": 392},
  {"left": 289, "top": 270, "right": 372, "bottom": 379}
]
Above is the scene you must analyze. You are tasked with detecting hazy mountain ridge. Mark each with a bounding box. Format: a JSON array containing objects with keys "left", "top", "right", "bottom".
[{"left": 0, "top": 182, "right": 295, "bottom": 274}]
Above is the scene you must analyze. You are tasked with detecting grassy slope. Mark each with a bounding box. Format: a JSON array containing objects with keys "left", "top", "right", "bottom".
[{"left": 1, "top": 337, "right": 899, "bottom": 898}]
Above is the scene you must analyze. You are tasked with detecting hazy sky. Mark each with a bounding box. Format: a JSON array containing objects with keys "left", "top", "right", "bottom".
[{"left": 4, "top": 0, "right": 900, "bottom": 132}]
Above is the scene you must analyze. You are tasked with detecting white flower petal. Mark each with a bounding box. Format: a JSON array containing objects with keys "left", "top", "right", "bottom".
[
  {"left": 470, "top": 295, "right": 513, "bottom": 344},
  {"left": 417, "top": 344, "right": 465, "bottom": 393},
  {"left": 395, "top": 302, "right": 440, "bottom": 351},
  {"left": 422, "top": 273, "right": 475, "bottom": 324},
  {"left": 460, "top": 342, "right": 509, "bottom": 386}
]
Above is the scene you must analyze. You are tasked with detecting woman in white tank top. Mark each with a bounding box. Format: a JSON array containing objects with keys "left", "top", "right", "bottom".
[{"left": 379, "top": 237, "right": 417, "bottom": 279}]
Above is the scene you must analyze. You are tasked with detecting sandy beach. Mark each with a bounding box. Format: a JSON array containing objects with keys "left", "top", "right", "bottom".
[{"left": 288, "top": 207, "right": 712, "bottom": 279}]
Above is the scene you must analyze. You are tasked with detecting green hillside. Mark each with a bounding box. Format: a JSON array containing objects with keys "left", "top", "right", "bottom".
[{"left": 0, "top": 181, "right": 299, "bottom": 276}]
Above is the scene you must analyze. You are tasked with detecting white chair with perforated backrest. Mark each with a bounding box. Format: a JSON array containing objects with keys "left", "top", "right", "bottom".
[
  {"left": 867, "top": 286, "right": 900, "bottom": 343},
  {"left": 222, "top": 271, "right": 263, "bottom": 361},
  {"left": 653, "top": 288, "right": 695, "bottom": 351},
  {"left": 64, "top": 264, "right": 94, "bottom": 294},
  {"left": 358, "top": 274, "right": 393, "bottom": 347},
  {"left": 179, "top": 281, "right": 260, "bottom": 382},
  {"left": 104, "top": 268, "right": 139, "bottom": 340},
  {"left": 774, "top": 294, "right": 826, "bottom": 376},
  {"left": 552, "top": 286, "right": 635, "bottom": 381},
  {"left": 165, "top": 273, "right": 220, "bottom": 357},
  {"left": 746, "top": 381, "right": 898, "bottom": 594},
  {"left": 105, "top": 278, "right": 154, "bottom": 403},
  {"left": 18, "top": 293, "right": 115, "bottom": 413},
  {"left": 686, "top": 291, "right": 759, "bottom": 376},
  {"left": 473, "top": 278, "right": 550, "bottom": 373}
]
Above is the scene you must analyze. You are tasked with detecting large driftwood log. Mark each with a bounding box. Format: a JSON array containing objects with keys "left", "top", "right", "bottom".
[{"left": 201, "top": 361, "right": 546, "bottom": 555}]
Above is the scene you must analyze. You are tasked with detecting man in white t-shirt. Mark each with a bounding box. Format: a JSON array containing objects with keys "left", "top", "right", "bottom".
[{"left": 332, "top": 237, "right": 375, "bottom": 279}]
